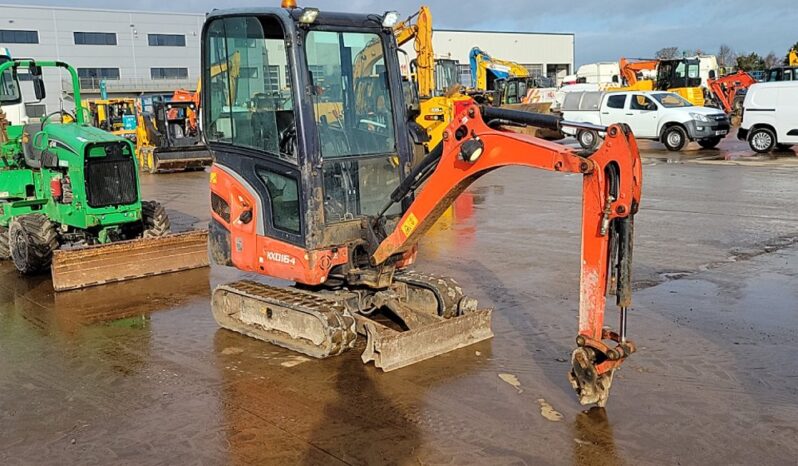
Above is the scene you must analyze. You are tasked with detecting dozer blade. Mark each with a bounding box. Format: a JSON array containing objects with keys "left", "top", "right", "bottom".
[
  {"left": 153, "top": 148, "right": 213, "bottom": 172},
  {"left": 358, "top": 309, "right": 493, "bottom": 372},
  {"left": 51, "top": 230, "right": 209, "bottom": 292},
  {"left": 211, "top": 280, "right": 357, "bottom": 359}
]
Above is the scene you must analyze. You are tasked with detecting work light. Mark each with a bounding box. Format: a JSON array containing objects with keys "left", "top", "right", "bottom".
[
  {"left": 460, "top": 138, "right": 484, "bottom": 163},
  {"left": 299, "top": 8, "right": 320, "bottom": 24},
  {"left": 382, "top": 11, "right": 400, "bottom": 28}
]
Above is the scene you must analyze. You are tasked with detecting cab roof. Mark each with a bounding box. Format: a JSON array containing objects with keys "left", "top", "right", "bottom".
[{"left": 205, "top": 7, "right": 390, "bottom": 30}]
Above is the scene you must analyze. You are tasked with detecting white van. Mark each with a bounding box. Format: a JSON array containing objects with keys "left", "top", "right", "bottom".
[{"left": 738, "top": 82, "right": 798, "bottom": 153}]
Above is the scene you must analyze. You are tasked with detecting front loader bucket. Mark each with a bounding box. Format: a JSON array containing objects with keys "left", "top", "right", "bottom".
[
  {"left": 51, "top": 230, "right": 209, "bottom": 292},
  {"left": 357, "top": 309, "right": 493, "bottom": 372}
]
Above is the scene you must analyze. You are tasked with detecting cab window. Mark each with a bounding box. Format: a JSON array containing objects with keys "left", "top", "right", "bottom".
[
  {"left": 205, "top": 16, "right": 296, "bottom": 161},
  {"left": 606, "top": 95, "right": 626, "bottom": 109},
  {"left": 630, "top": 95, "right": 656, "bottom": 111},
  {"left": 304, "top": 31, "right": 397, "bottom": 158},
  {"left": 304, "top": 30, "right": 402, "bottom": 223},
  {"left": 0, "top": 58, "right": 21, "bottom": 105}
]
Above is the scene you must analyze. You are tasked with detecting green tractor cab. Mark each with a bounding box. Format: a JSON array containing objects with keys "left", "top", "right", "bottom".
[{"left": 0, "top": 58, "right": 207, "bottom": 287}]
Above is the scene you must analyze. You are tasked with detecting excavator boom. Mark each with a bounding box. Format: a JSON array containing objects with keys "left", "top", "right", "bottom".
[
  {"left": 707, "top": 70, "right": 757, "bottom": 114},
  {"left": 370, "top": 104, "right": 641, "bottom": 405}
]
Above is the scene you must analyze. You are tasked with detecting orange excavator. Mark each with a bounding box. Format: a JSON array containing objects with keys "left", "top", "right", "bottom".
[
  {"left": 613, "top": 57, "right": 659, "bottom": 90},
  {"left": 707, "top": 70, "right": 757, "bottom": 114},
  {"left": 202, "top": 4, "right": 643, "bottom": 406}
]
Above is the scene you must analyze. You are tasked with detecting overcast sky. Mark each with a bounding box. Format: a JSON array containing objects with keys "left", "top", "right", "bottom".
[{"left": 7, "top": 0, "right": 798, "bottom": 65}]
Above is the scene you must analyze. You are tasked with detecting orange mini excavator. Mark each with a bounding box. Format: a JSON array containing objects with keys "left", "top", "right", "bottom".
[{"left": 202, "top": 4, "right": 643, "bottom": 406}]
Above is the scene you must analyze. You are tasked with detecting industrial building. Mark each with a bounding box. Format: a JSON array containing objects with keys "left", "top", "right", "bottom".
[
  {"left": 0, "top": 4, "right": 203, "bottom": 116},
  {"left": 0, "top": 4, "right": 574, "bottom": 116},
  {"left": 402, "top": 29, "right": 574, "bottom": 87}
]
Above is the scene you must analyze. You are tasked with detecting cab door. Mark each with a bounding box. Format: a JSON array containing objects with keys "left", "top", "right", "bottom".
[
  {"left": 623, "top": 94, "right": 659, "bottom": 138},
  {"left": 601, "top": 93, "right": 628, "bottom": 126},
  {"left": 778, "top": 86, "right": 798, "bottom": 143}
]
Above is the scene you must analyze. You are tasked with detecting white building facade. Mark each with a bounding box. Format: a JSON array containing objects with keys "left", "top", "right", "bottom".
[
  {"left": 0, "top": 4, "right": 204, "bottom": 116},
  {"left": 1, "top": 4, "right": 575, "bottom": 116},
  {"left": 401, "top": 29, "right": 575, "bottom": 87}
]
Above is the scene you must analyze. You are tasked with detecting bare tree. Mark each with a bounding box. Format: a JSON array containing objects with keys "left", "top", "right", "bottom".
[
  {"left": 655, "top": 47, "right": 680, "bottom": 60},
  {"left": 717, "top": 44, "right": 737, "bottom": 67},
  {"left": 764, "top": 52, "right": 781, "bottom": 69}
]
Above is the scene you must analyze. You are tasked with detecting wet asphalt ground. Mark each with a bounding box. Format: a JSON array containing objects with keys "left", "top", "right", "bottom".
[{"left": 1, "top": 132, "right": 797, "bottom": 465}]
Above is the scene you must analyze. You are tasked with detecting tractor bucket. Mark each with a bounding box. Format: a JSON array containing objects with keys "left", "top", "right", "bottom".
[
  {"left": 357, "top": 309, "right": 494, "bottom": 372},
  {"left": 51, "top": 230, "right": 209, "bottom": 292}
]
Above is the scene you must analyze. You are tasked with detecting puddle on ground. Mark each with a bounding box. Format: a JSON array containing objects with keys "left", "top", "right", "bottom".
[
  {"left": 281, "top": 356, "right": 310, "bottom": 368},
  {"left": 537, "top": 398, "right": 563, "bottom": 422},
  {"left": 498, "top": 373, "right": 523, "bottom": 393}
]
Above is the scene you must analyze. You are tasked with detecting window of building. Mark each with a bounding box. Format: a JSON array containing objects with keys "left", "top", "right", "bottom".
[
  {"left": 523, "top": 64, "right": 544, "bottom": 77},
  {"left": 606, "top": 95, "right": 627, "bottom": 109},
  {"left": 150, "top": 67, "right": 189, "bottom": 80},
  {"left": 0, "top": 29, "right": 39, "bottom": 44},
  {"left": 148, "top": 34, "right": 186, "bottom": 47},
  {"left": 78, "top": 68, "right": 120, "bottom": 80},
  {"left": 265, "top": 65, "right": 280, "bottom": 92},
  {"left": 240, "top": 66, "right": 259, "bottom": 79},
  {"left": 74, "top": 32, "right": 117, "bottom": 45}
]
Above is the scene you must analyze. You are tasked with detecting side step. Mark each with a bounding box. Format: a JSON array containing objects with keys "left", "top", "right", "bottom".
[{"left": 51, "top": 230, "right": 209, "bottom": 292}]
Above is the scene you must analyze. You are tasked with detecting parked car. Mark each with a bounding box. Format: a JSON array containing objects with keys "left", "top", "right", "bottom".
[
  {"left": 561, "top": 90, "right": 730, "bottom": 151},
  {"left": 738, "top": 81, "right": 798, "bottom": 153}
]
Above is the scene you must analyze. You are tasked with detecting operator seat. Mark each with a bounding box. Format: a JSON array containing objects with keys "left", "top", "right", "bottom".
[{"left": 21, "top": 124, "right": 44, "bottom": 169}]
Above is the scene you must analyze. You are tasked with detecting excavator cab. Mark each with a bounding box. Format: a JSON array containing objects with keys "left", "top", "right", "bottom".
[
  {"left": 657, "top": 58, "right": 704, "bottom": 105},
  {"left": 204, "top": 10, "right": 411, "bottom": 254},
  {"left": 204, "top": 5, "right": 643, "bottom": 406}
]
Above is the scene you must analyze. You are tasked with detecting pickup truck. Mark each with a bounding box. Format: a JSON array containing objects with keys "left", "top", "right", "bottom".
[{"left": 561, "top": 90, "right": 730, "bottom": 151}]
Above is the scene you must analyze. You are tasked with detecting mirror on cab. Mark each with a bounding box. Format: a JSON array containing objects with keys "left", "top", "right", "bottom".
[
  {"left": 401, "top": 78, "right": 420, "bottom": 119},
  {"left": 30, "top": 64, "right": 46, "bottom": 101},
  {"left": 492, "top": 78, "right": 506, "bottom": 107}
]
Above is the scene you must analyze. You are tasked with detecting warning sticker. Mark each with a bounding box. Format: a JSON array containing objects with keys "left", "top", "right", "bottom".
[
  {"left": 401, "top": 212, "right": 419, "bottom": 237},
  {"left": 210, "top": 172, "right": 218, "bottom": 184}
]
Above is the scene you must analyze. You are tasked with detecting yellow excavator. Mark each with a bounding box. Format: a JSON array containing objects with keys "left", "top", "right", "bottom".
[
  {"left": 610, "top": 57, "right": 705, "bottom": 106},
  {"left": 352, "top": 6, "right": 470, "bottom": 152}
]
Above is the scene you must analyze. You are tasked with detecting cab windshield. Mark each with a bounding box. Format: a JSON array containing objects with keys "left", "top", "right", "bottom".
[{"left": 651, "top": 92, "right": 692, "bottom": 108}]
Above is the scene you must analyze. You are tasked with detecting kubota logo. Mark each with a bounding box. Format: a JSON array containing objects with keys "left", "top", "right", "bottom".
[{"left": 267, "top": 251, "right": 296, "bottom": 266}]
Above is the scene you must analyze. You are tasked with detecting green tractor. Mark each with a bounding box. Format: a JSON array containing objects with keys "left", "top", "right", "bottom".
[{"left": 0, "top": 58, "right": 171, "bottom": 276}]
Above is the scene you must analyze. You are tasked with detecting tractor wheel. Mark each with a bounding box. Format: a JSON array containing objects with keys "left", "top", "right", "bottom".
[
  {"left": 9, "top": 215, "right": 59, "bottom": 275},
  {"left": 141, "top": 201, "right": 171, "bottom": 238},
  {"left": 0, "top": 225, "right": 10, "bottom": 260},
  {"left": 662, "top": 126, "right": 688, "bottom": 152}
]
